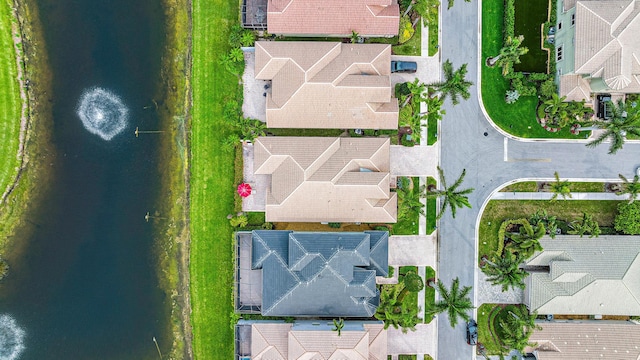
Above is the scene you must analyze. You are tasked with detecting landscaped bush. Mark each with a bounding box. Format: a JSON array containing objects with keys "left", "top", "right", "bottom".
[
  {"left": 504, "top": 0, "right": 515, "bottom": 39},
  {"left": 396, "top": 82, "right": 411, "bottom": 98},
  {"left": 399, "top": 16, "right": 415, "bottom": 44},
  {"left": 539, "top": 79, "right": 557, "bottom": 98},
  {"left": 615, "top": 202, "right": 640, "bottom": 234},
  {"left": 328, "top": 222, "right": 342, "bottom": 228}
]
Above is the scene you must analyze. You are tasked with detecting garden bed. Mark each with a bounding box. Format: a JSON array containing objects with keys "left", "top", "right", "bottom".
[{"left": 478, "top": 200, "right": 621, "bottom": 263}]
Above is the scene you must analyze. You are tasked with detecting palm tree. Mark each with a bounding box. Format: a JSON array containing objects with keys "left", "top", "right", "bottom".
[
  {"left": 350, "top": 30, "right": 360, "bottom": 44},
  {"left": 375, "top": 284, "right": 421, "bottom": 333},
  {"left": 482, "top": 253, "right": 528, "bottom": 292},
  {"left": 549, "top": 172, "right": 571, "bottom": 201},
  {"left": 427, "top": 166, "right": 474, "bottom": 219},
  {"left": 397, "top": 272, "right": 425, "bottom": 302},
  {"left": 587, "top": 100, "right": 640, "bottom": 154},
  {"left": 430, "top": 60, "right": 473, "bottom": 105},
  {"left": 430, "top": 277, "right": 474, "bottom": 327},
  {"left": 529, "top": 209, "right": 558, "bottom": 238},
  {"left": 568, "top": 212, "right": 601, "bottom": 238},
  {"left": 405, "top": 78, "right": 427, "bottom": 107},
  {"left": 332, "top": 318, "right": 345, "bottom": 336},
  {"left": 397, "top": 178, "right": 426, "bottom": 222},
  {"left": 543, "top": 93, "right": 570, "bottom": 127},
  {"left": 506, "top": 222, "right": 545, "bottom": 258},
  {"left": 487, "top": 35, "right": 529, "bottom": 76},
  {"left": 497, "top": 306, "right": 541, "bottom": 353},
  {"left": 617, "top": 174, "right": 640, "bottom": 203}
]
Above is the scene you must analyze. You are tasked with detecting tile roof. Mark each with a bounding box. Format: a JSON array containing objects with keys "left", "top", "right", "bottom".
[
  {"left": 566, "top": 0, "right": 640, "bottom": 95},
  {"left": 266, "top": 0, "right": 399, "bottom": 37},
  {"left": 526, "top": 321, "right": 640, "bottom": 359},
  {"left": 249, "top": 321, "right": 387, "bottom": 360},
  {"left": 255, "top": 42, "right": 398, "bottom": 129},
  {"left": 524, "top": 235, "right": 640, "bottom": 316},
  {"left": 559, "top": 74, "right": 593, "bottom": 102},
  {"left": 251, "top": 230, "right": 389, "bottom": 317},
  {"left": 253, "top": 137, "right": 397, "bottom": 223}
]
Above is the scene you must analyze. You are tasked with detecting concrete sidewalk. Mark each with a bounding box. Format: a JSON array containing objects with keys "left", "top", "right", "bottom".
[{"left": 491, "top": 192, "right": 627, "bottom": 200}]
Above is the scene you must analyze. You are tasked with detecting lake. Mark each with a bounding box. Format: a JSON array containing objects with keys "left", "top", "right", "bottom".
[{"left": 0, "top": 0, "right": 171, "bottom": 358}]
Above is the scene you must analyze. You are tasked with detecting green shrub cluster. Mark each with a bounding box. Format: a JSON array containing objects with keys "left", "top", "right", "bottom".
[
  {"left": 399, "top": 16, "right": 415, "bottom": 44},
  {"left": 615, "top": 202, "right": 640, "bottom": 234},
  {"left": 504, "top": 0, "right": 515, "bottom": 40}
]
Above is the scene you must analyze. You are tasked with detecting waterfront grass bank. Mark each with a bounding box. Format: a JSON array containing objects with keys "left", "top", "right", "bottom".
[
  {"left": 190, "top": 0, "right": 238, "bottom": 358},
  {"left": 0, "top": 0, "right": 54, "bottom": 260},
  {"left": 154, "top": 0, "right": 193, "bottom": 358}
]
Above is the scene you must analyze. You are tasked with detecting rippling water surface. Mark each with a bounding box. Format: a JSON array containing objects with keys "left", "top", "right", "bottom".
[{"left": 0, "top": 0, "right": 169, "bottom": 358}]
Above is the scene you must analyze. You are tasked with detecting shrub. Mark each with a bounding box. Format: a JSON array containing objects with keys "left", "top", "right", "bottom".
[
  {"left": 505, "top": 90, "right": 520, "bottom": 104},
  {"left": 539, "top": 79, "right": 557, "bottom": 98},
  {"left": 396, "top": 82, "right": 411, "bottom": 97},
  {"left": 399, "top": 104, "right": 413, "bottom": 126},
  {"left": 528, "top": 73, "right": 549, "bottom": 81},
  {"left": 615, "top": 202, "right": 640, "bottom": 234},
  {"left": 261, "top": 222, "right": 274, "bottom": 230},
  {"left": 504, "top": 0, "right": 515, "bottom": 39},
  {"left": 230, "top": 215, "right": 249, "bottom": 228},
  {"left": 328, "top": 222, "right": 342, "bottom": 228},
  {"left": 398, "top": 16, "right": 415, "bottom": 44}
]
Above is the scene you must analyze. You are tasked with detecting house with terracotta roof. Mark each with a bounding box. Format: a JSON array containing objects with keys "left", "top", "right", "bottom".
[
  {"left": 235, "top": 320, "right": 388, "bottom": 360},
  {"left": 523, "top": 235, "right": 640, "bottom": 316},
  {"left": 264, "top": 0, "right": 399, "bottom": 37},
  {"left": 525, "top": 321, "right": 640, "bottom": 359},
  {"left": 255, "top": 41, "right": 398, "bottom": 130},
  {"left": 235, "top": 230, "right": 388, "bottom": 317},
  {"left": 556, "top": 0, "right": 640, "bottom": 102},
  {"left": 253, "top": 136, "right": 397, "bottom": 223}
]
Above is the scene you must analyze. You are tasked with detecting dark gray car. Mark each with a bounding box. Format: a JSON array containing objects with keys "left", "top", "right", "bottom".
[
  {"left": 466, "top": 320, "right": 478, "bottom": 345},
  {"left": 391, "top": 61, "right": 417, "bottom": 73}
]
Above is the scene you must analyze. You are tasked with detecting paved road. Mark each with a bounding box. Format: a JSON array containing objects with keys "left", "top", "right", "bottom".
[{"left": 438, "top": 0, "right": 640, "bottom": 359}]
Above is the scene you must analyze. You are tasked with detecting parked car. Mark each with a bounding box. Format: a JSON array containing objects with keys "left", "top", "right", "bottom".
[
  {"left": 391, "top": 61, "right": 417, "bottom": 73},
  {"left": 597, "top": 94, "right": 612, "bottom": 119},
  {"left": 466, "top": 320, "right": 478, "bottom": 345}
]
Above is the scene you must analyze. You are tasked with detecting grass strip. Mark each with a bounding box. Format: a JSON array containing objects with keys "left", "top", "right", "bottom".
[
  {"left": 392, "top": 177, "right": 421, "bottom": 235},
  {"left": 190, "top": 0, "right": 238, "bottom": 357},
  {"left": 426, "top": 176, "right": 437, "bottom": 234},
  {"left": 423, "top": 266, "right": 436, "bottom": 323},
  {"left": 428, "top": 13, "right": 438, "bottom": 56}
]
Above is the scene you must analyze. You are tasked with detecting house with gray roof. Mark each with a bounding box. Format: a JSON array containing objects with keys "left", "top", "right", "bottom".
[
  {"left": 239, "top": 230, "right": 388, "bottom": 317},
  {"left": 525, "top": 320, "right": 640, "bottom": 359},
  {"left": 556, "top": 0, "right": 640, "bottom": 102},
  {"left": 253, "top": 136, "right": 397, "bottom": 223},
  {"left": 255, "top": 41, "right": 398, "bottom": 129},
  {"left": 235, "top": 320, "right": 387, "bottom": 360},
  {"left": 524, "top": 235, "right": 640, "bottom": 316}
]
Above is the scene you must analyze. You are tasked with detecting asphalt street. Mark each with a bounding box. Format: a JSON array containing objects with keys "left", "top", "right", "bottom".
[{"left": 437, "top": 1, "right": 640, "bottom": 358}]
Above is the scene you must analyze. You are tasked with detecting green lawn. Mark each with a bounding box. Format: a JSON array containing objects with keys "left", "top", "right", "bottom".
[
  {"left": 477, "top": 303, "right": 504, "bottom": 355},
  {"left": 0, "top": 0, "right": 23, "bottom": 219},
  {"left": 423, "top": 266, "right": 436, "bottom": 323},
  {"left": 190, "top": 0, "right": 238, "bottom": 358},
  {"left": 478, "top": 200, "right": 621, "bottom": 262},
  {"left": 393, "top": 22, "right": 421, "bottom": 56},
  {"left": 426, "top": 177, "right": 437, "bottom": 234},
  {"left": 481, "top": 0, "right": 587, "bottom": 139},
  {"left": 392, "top": 177, "right": 421, "bottom": 235},
  {"left": 427, "top": 113, "right": 437, "bottom": 145}
]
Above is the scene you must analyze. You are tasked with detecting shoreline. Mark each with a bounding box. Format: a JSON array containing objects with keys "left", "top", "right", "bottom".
[
  {"left": 0, "top": 0, "right": 55, "bottom": 259},
  {"left": 154, "top": 0, "right": 193, "bottom": 358}
]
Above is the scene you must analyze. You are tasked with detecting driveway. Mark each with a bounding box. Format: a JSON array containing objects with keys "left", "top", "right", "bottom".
[
  {"left": 387, "top": 323, "right": 438, "bottom": 358},
  {"left": 388, "top": 235, "right": 437, "bottom": 268},
  {"left": 391, "top": 54, "right": 441, "bottom": 88},
  {"left": 390, "top": 145, "right": 439, "bottom": 177}
]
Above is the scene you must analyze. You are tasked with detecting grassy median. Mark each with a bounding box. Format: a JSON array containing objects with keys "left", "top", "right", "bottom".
[{"left": 190, "top": 0, "right": 237, "bottom": 358}]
